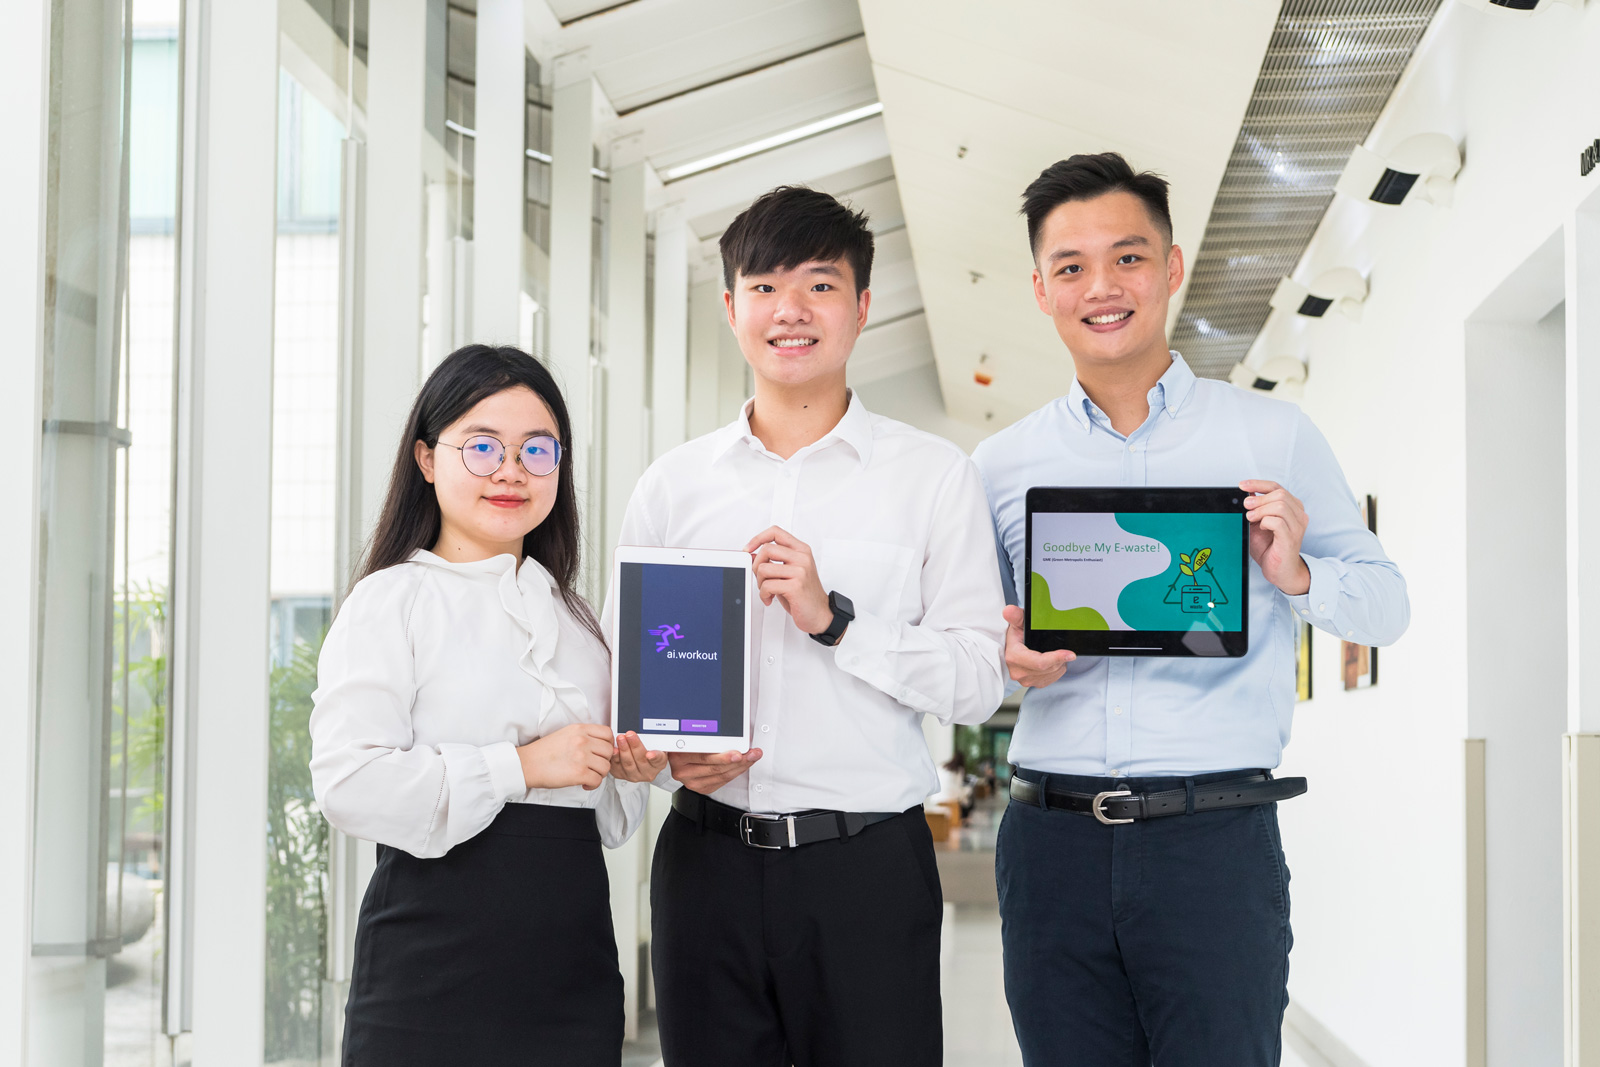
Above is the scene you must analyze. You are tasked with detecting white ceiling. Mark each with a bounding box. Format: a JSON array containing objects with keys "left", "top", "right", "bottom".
[
  {"left": 526, "top": 0, "right": 935, "bottom": 404},
  {"left": 856, "top": 0, "right": 1280, "bottom": 429},
  {"left": 549, "top": 0, "right": 862, "bottom": 113},
  {"left": 519, "top": 0, "right": 1282, "bottom": 440}
]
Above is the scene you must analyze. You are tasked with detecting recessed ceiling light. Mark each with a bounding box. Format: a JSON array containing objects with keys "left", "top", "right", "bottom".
[{"left": 660, "top": 102, "right": 884, "bottom": 182}]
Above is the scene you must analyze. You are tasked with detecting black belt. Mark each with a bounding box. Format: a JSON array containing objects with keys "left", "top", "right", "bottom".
[
  {"left": 1008, "top": 771, "right": 1306, "bottom": 825},
  {"left": 671, "top": 789, "right": 902, "bottom": 850}
]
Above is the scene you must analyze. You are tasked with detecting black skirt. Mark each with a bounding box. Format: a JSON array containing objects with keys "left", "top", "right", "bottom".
[{"left": 342, "top": 803, "right": 624, "bottom": 1066}]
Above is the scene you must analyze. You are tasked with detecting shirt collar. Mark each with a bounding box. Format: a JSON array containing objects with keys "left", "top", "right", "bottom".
[
  {"left": 408, "top": 548, "right": 557, "bottom": 590},
  {"left": 709, "top": 389, "right": 874, "bottom": 469},
  {"left": 1064, "top": 350, "right": 1197, "bottom": 433}
]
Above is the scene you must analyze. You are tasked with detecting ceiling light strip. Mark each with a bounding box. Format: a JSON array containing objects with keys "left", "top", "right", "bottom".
[
  {"left": 1170, "top": 0, "right": 1442, "bottom": 380},
  {"left": 660, "top": 102, "right": 883, "bottom": 183}
]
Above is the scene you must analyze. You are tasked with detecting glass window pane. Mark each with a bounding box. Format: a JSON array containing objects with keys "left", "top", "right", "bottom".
[
  {"left": 30, "top": 1, "right": 182, "bottom": 1064},
  {"left": 264, "top": 69, "right": 346, "bottom": 1064}
]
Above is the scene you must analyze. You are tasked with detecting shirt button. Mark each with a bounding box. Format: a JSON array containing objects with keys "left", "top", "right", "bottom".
[
  {"left": 1346, "top": 630, "right": 1354, "bottom": 637},
  {"left": 755, "top": 784, "right": 764, "bottom": 792},
  {"left": 1128, "top": 444, "right": 1137, "bottom": 452},
  {"left": 1319, "top": 604, "right": 1327, "bottom": 613},
  {"left": 765, "top": 655, "right": 774, "bottom": 665},
  {"left": 1110, "top": 769, "right": 1122, "bottom": 777},
  {"left": 761, "top": 724, "right": 771, "bottom": 733},
  {"left": 1300, "top": 609, "right": 1309, "bottom": 616},
  {"left": 1114, "top": 705, "right": 1123, "bottom": 715}
]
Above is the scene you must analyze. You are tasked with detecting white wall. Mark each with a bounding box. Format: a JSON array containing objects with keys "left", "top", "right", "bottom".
[
  {"left": 1465, "top": 299, "right": 1566, "bottom": 1067},
  {"left": 1272, "top": 4, "right": 1600, "bottom": 1063}
]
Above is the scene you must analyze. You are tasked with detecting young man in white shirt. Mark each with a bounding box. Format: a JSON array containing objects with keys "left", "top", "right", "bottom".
[{"left": 609, "top": 186, "right": 1007, "bottom": 1066}]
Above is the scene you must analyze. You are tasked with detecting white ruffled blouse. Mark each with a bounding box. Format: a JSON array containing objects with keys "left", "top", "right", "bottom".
[{"left": 310, "top": 550, "right": 647, "bottom": 856}]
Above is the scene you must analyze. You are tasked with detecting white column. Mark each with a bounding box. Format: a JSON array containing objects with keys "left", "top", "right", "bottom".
[
  {"left": 686, "top": 274, "right": 723, "bottom": 439},
  {"left": 604, "top": 157, "right": 651, "bottom": 564},
  {"left": 598, "top": 154, "right": 652, "bottom": 1041},
  {"left": 1569, "top": 199, "right": 1600, "bottom": 736},
  {"left": 549, "top": 70, "right": 603, "bottom": 581},
  {"left": 0, "top": 0, "right": 49, "bottom": 1059},
  {"left": 717, "top": 316, "right": 749, "bottom": 424},
  {"left": 424, "top": 181, "right": 452, "bottom": 371},
  {"left": 650, "top": 203, "right": 689, "bottom": 458},
  {"left": 184, "top": 0, "right": 279, "bottom": 1061},
  {"left": 1566, "top": 188, "right": 1600, "bottom": 1067},
  {"left": 472, "top": 0, "right": 523, "bottom": 344},
  {"left": 360, "top": 0, "right": 429, "bottom": 536}
]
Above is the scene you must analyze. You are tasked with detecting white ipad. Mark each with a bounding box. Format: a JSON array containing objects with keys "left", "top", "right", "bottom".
[{"left": 610, "top": 546, "right": 752, "bottom": 753}]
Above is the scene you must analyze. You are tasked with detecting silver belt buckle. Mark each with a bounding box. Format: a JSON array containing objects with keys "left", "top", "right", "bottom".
[
  {"left": 1092, "top": 789, "right": 1135, "bottom": 826},
  {"left": 739, "top": 811, "right": 795, "bottom": 849}
]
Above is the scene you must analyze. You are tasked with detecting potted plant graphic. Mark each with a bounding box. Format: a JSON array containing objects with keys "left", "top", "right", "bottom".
[{"left": 1163, "top": 546, "right": 1229, "bottom": 614}]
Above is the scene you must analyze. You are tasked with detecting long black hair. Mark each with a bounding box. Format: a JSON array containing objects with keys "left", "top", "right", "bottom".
[{"left": 354, "top": 343, "right": 602, "bottom": 644}]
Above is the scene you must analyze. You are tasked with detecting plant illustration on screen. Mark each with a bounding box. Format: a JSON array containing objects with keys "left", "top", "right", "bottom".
[
  {"left": 649, "top": 623, "right": 684, "bottom": 652},
  {"left": 1163, "top": 546, "right": 1229, "bottom": 614}
]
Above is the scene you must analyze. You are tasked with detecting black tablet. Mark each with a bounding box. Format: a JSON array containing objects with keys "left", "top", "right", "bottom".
[{"left": 1025, "top": 487, "right": 1249, "bottom": 657}]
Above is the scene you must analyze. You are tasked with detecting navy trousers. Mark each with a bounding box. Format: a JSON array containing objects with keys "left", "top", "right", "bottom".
[{"left": 997, "top": 768, "right": 1292, "bottom": 1067}]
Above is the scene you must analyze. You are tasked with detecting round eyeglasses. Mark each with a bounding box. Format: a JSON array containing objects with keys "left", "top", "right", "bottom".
[{"left": 437, "top": 434, "right": 562, "bottom": 478}]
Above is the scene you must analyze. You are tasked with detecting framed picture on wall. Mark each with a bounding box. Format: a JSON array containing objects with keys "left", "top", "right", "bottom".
[
  {"left": 1295, "top": 620, "right": 1313, "bottom": 701},
  {"left": 1341, "top": 494, "right": 1379, "bottom": 691}
]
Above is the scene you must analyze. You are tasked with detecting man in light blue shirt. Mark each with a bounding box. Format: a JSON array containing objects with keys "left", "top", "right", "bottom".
[{"left": 971, "top": 153, "right": 1408, "bottom": 1067}]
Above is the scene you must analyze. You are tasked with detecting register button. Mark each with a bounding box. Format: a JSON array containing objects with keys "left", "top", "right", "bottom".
[{"left": 681, "top": 720, "right": 718, "bottom": 732}]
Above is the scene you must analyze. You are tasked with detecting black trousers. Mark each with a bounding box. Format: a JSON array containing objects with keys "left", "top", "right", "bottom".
[
  {"left": 997, "top": 768, "right": 1293, "bottom": 1067},
  {"left": 343, "top": 804, "right": 623, "bottom": 1067},
  {"left": 651, "top": 801, "right": 944, "bottom": 1067}
]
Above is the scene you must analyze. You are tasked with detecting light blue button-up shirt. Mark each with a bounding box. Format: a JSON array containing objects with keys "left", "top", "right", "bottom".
[{"left": 971, "top": 353, "right": 1409, "bottom": 777}]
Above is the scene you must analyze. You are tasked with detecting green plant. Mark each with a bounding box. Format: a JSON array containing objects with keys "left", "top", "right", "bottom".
[
  {"left": 953, "top": 724, "right": 987, "bottom": 769},
  {"left": 112, "top": 584, "right": 168, "bottom": 853},
  {"left": 264, "top": 629, "right": 330, "bottom": 1063}
]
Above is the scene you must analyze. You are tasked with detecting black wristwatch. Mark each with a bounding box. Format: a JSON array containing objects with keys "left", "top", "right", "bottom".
[{"left": 809, "top": 590, "right": 855, "bottom": 647}]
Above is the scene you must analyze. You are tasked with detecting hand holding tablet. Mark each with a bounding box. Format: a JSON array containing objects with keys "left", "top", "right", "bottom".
[
  {"left": 1240, "top": 479, "right": 1312, "bottom": 595},
  {"left": 1002, "top": 604, "right": 1075, "bottom": 688}
]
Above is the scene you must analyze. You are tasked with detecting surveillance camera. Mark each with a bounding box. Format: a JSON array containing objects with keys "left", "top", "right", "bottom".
[
  {"left": 1455, "top": 0, "right": 1582, "bottom": 14},
  {"left": 1269, "top": 267, "right": 1368, "bottom": 322},
  {"left": 1336, "top": 133, "right": 1461, "bottom": 208},
  {"left": 1229, "top": 356, "right": 1307, "bottom": 401}
]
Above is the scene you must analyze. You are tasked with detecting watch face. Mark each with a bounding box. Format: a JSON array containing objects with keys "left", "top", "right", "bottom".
[{"left": 832, "top": 591, "right": 855, "bottom": 619}]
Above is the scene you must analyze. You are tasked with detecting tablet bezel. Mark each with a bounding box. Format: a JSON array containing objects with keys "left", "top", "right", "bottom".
[
  {"left": 1024, "top": 487, "right": 1250, "bottom": 658},
  {"left": 610, "top": 545, "right": 753, "bottom": 753}
]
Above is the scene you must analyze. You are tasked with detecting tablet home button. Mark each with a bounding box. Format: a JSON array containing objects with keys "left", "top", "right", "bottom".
[{"left": 676, "top": 739, "right": 686, "bottom": 749}]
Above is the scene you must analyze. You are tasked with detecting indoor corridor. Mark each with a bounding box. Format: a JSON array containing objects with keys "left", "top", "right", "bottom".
[{"left": 7, "top": 0, "right": 1600, "bottom": 1065}]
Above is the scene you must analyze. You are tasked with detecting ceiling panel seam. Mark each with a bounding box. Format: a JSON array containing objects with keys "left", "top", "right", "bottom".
[{"left": 616, "top": 32, "right": 867, "bottom": 116}]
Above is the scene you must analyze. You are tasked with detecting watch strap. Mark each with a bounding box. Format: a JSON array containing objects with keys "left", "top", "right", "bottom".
[{"left": 810, "top": 590, "right": 854, "bottom": 647}]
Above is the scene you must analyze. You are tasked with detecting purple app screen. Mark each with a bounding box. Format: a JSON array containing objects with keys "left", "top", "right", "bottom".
[{"left": 638, "top": 563, "right": 725, "bottom": 731}]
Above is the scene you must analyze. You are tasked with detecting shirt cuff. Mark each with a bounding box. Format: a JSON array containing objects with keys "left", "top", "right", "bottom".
[
  {"left": 833, "top": 610, "right": 929, "bottom": 711},
  {"left": 482, "top": 741, "right": 527, "bottom": 804},
  {"left": 653, "top": 762, "right": 682, "bottom": 792},
  {"left": 833, "top": 607, "right": 893, "bottom": 673},
  {"left": 1284, "top": 554, "right": 1340, "bottom": 622}
]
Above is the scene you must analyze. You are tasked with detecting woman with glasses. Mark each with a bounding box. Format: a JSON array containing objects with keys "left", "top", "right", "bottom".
[{"left": 310, "top": 344, "right": 666, "bottom": 1066}]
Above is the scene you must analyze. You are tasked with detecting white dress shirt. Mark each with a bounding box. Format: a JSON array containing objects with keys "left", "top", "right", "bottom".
[
  {"left": 311, "top": 550, "right": 648, "bottom": 856},
  {"left": 608, "top": 392, "right": 1007, "bottom": 814}
]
